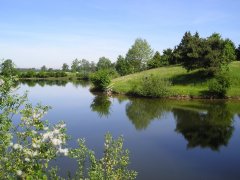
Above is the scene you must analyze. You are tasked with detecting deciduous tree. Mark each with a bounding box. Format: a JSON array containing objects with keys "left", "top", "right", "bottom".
[{"left": 125, "top": 38, "right": 153, "bottom": 73}]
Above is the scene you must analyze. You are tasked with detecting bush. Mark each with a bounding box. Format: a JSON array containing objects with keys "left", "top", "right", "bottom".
[
  {"left": 208, "top": 74, "right": 230, "bottom": 97},
  {"left": 132, "top": 74, "right": 172, "bottom": 97},
  {"left": 76, "top": 72, "right": 90, "bottom": 80},
  {"left": 24, "top": 71, "right": 36, "bottom": 78},
  {"left": 37, "top": 71, "right": 48, "bottom": 78},
  {"left": 90, "top": 70, "right": 111, "bottom": 91},
  {"left": 0, "top": 77, "right": 137, "bottom": 179}
]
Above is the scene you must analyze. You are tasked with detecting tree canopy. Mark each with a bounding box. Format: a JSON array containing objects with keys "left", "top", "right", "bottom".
[
  {"left": 147, "top": 51, "right": 162, "bottom": 69},
  {"left": 62, "top": 63, "right": 69, "bottom": 71},
  {"left": 236, "top": 45, "right": 240, "bottom": 61},
  {"left": 115, "top": 55, "right": 130, "bottom": 76},
  {"left": 97, "top": 57, "right": 112, "bottom": 70},
  {"left": 0, "top": 59, "right": 17, "bottom": 76},
  {"left": 176, "top": 32, "right": 236, "bottom": 75},
  {"left": 125, "top": 38, "right": 153, "bottom": 73}
]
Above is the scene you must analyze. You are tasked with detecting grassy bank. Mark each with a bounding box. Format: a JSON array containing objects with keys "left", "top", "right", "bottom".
[{"left": 111, "top": 61, "right": 240, "bottom": 98}]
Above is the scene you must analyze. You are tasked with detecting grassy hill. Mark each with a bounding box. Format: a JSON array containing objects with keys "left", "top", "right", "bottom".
[{"left": 111, "top": 61, "right": 240, "bottom": 98}]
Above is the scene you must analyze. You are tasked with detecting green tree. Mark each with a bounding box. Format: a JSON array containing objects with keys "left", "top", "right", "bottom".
[
  {"left": 0, "top": 59, "right": 17, "bottom": 76},
  {"left": 41, "top": 65, "right": 47, "bottom": 71},
  {"left": 90, "top": 61, "right": 96, "bottom": 72},
  {"left": 204, "top": 34, "right": 235, "bottom": 74},
  {"left": 97, "top": 57, "right": 112, "bottom": 70},
  {"left": 162, "top": 48, "right": 174, "bottom": 65},
  {"left": 125, "top": 38, "right": 154, "bottom": 73},
  {"left": 79, "top": 59, "right": 90, "bottom": 73},
  {"left": 90, "top": 70, "right": 111, "bottom": 91},
  {"left": 235, "top": 45, "right": 240, "bottom": 61},
  {"left": 177, "top": 32, "right": 236, "bottom": 75},
  {"left": 0, "top": 78, "right": 137, "bottom": 179},
  {"left": 177, "top": 32, "right": 204, "bottom": 71},
  {"left": 71, "top": 58, "right": 80, "bottom": 72},
  {"left": 147, "top": 51, "right": 162, "bottom": 69},
  {"left": 208, "top": 73, "right": 231, "bottom": 97},
  {"left": 62, "top": 63, "right": 69, "bottom": 71},
  {"left": 115, "top": 55, "right": 130, "bottom": 76}
]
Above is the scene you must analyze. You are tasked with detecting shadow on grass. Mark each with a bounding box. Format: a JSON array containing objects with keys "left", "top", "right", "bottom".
[{"left": 171, "top": 70, "right": 211, "bottom": 85}]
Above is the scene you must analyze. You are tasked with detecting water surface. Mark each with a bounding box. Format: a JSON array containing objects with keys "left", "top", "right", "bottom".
[{"left": 17, "top": 80, "right": 240, "bottom": 180}]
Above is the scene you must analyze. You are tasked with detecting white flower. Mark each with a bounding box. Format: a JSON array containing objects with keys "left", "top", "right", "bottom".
[
  {"left": 59, "top": 148, "right": 69, "bottom": 156},
  {"left": 16, "top": 170, "right": 22, "bottom": 176},
  {"left": 53, "top": 129, "right": 60, "bottom": 134},
  {"left": 32, "top": 143, "right": 40, "bottom": 149},
  {"left": 9, "top": 142, "right": 13, "bottom": 146},
  {"left": 13, "top": 144, "right": 22, "bottom": 150},
  {"left": 43, "top": 127, "right": 49, "bottom": 131},
  {"left": 32, "top": 151, "right": 38, "bottom": 157},
  {"left": 0, "top": 79, "right": 4, "bottom": 86},
  {"left": 59, "top": 124, "right": 66, "bottom": 128},
  {"left": 52, "top": 138, "right": 62, "bottom": 146},
  {"left": 25, "top": 158, "right": 30, "bottom": 162},
  {"left": 42, "top": 132, "right": 53, "bottom": 141}
]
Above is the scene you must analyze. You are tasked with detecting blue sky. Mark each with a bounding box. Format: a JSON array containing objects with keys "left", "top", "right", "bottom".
[{"left": 0, "top": 0, "right": 239, "bottom": 68}]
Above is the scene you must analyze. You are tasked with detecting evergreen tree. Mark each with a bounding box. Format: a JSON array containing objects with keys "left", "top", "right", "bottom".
[{"left": 147, "top": 51, "right": 162, "bottom": 69}]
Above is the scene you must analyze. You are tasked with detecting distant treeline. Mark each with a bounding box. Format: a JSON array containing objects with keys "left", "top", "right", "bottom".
[
  {"left": 1, "top": 31, "right": 240, "bottom": 80},
  {"left": 18, "top": 70, "right": 68, "bottom": 79}
]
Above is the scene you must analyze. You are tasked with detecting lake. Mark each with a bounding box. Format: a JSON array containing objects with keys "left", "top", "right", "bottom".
[{"left": 17, "top": 80, "right": 240, "bottom": 180}]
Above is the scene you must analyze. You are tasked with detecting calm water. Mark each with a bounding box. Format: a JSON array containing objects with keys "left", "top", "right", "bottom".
[{"left": 18, "top": 80, "right": 240, "bottom": 180}]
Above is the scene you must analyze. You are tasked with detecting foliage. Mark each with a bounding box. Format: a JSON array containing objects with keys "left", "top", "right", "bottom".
[
  {"left": 0, "top": 77, "right": 137, "bottom": 179},
  {"left": 70, "top": 133, "right": 137, "bottom": 180},
  {"left": 71, "top": 58, "right": 80, "bottom": 72},
  {"left": 19, "top": 71, "right": 67, "bottom": 79},
  {"left": 147, "top": 51, "right": 162, "bottom": 69},
  {"left": 208, "top": 73, "right": 231, "bottom": 97},
  {"left": 176, "top": 32, "right": 236, "bottom": 75},
  {"left": 131, "top": 74, "right": 172, "bottom": 97},
  {"left": 62, "top": 63, "right": 69, "bottom": 71},
  {"left": 90, "top": 70, "right": 111, "bottom": 91},
  {"left": 70, "top": 58, "right": 96, "bottom": 75},
  {"left": 162, "top": 48, "right": 175, "bottom": 65},
  {"left": 97, "top": 57, "right": 113, "bottom": 70},
  {"left": 236, "top": 45, "right": 240, "bottom": 61},
  {"left": 111, "top": 62, "right": 240, "bottom": 97},
  {"left": 0, "top": 59, "right": 17, "bottom": 77},
  {"left": 125, "top": 38, "right": 154, "bottom": 73},
  {"left": 41, "top": 65, "right": 47, "bottom": 71},
  {"left": 115, "top": 55, "right": 130, "bottom": 76},
  {"left": 79, "top": 59, "right": 91, "bottom": 74}
]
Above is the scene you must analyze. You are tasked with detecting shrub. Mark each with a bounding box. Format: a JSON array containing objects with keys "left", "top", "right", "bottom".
[
  {"left": 24, "top": 71, "right": 36, "bottom": 78},
  {"left": 90, "top": 70, "right": 111, "bottom": 91},
  {"left": 208, "top": 73, "right": 231, "bottom": 97},
  {"left": 37, "top": 71, "right": 48, "bottom": 78},
  {"left": 132, "top": 74, "right": 172, "bottom": 97},
  {"left": 0, "top": 77, "right": 137, "bottom": 179}
]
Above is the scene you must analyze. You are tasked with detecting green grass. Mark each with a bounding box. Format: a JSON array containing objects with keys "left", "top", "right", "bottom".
[{"left": 111, "top": 61, "right": 240, "bottom": 98}]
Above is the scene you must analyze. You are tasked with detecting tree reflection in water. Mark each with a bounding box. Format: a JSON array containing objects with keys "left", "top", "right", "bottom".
[
  {"left": 18, "top": 79, "right": 89, "bottom": 87},
  {"left": 90, "top": 95, "right": 112, "bottom": 117},
  {"left": 173, "top": 102, "right": 234, "bottom": 151},
  {"left": 126, "top": 98, "right": 170, "bottom": 130}
]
